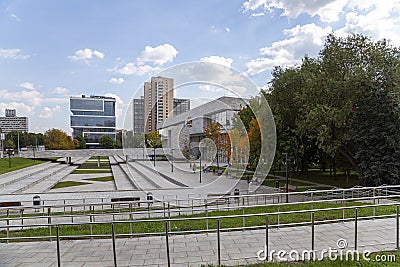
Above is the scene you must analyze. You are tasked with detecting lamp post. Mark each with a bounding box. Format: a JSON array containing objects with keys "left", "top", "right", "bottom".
[
  {"left": 282, "top": 152, "right": 289, "bottom": 203},
  {"left": 153, "top": 147, "right": 156, "bottom": 166},
  {"left": 171, "top": 148, "right": 175, "bottom": 172},
  {"left": 0, "top": 133, "right": 4, "bottom": 159},
  {"left": 198, "top": 148, "right": 202, "bottom": 184}
]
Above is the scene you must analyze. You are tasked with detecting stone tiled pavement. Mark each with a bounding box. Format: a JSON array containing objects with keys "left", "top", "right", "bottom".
[{"left": 0, "top": 217, "right": 398, "bottom": 266}]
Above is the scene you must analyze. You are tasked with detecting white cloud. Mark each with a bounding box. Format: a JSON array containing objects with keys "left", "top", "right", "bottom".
[
  {"left": 225, "top": 27, "right": 231, "bottom": 32},
  {"left": 116, "top": 43, "right": 177, "bottom": 76},
  {"left": 39, "top": 106, "right": 61, "bottom": 119},
  {"left": 0, "top": 48, "right": 30, "bottom": 59},
  {"left": 246, "top": 23, "right": 331, "bottom": 75},
  {"left": 138, "top": 44, "right": 178, "bottom": 66},
  {"left": 109, "top": 77, "right": 125, "bottom": 84},
  {"left": 200, "top": 56, "right": 234, "bottom": 68},
  {"left": 242, "top": 0, "right": 348, "bottom": 22},
  {"left": 251, "top": 12, "right": 266, "bottom": 17},
  {"left": 242, "top": 0, "right": 268, "bottom": 12},
  {"left": 337, "top": 1, "right": 400, "bottom": 45},
  {"left": 68, "top": 48, "right": 105, "bottom": 63},
  {"left": 52, "top": 87, "right": 69, "bottom": 95},
  {"left": 0, "top": 102, "right": 35, "bottom": 116},
  {"left": 10, "top": 13, "right": 20, "bottom": 22},
  {"left": 0, "top": 89, "right": 42, "bottom": 106},
  {"left": 116, "top": 62, "right": 159, "bottom": 76},
  {"left": 105, "top": 93, "right": 123, "bottom": 118},
  {"left": 19, "top": 82, "right": 35, "bottom": 91}
]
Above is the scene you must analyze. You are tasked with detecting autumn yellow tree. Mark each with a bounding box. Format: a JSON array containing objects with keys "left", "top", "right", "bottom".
[
  {"left": 44, "top": 129, "right": 74, "bottom": 150},
  {"left": 204, "top": 122, "right": 231, "bottom": 169}
]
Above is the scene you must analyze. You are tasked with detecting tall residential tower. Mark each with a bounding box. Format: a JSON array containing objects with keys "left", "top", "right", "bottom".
[{"left": 143, "top": 76, "right": 174, "bottom": 133}]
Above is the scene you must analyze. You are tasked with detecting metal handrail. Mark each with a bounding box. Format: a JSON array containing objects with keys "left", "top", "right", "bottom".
[
  {"left": 1, "top": 184, "right": 400, "bottom": 206},
  {"left": 0, "top": 192, "right": 398, "bottom": 225},
  {"left": 1, "top": 195, "right": 399, "bottom": 267}
]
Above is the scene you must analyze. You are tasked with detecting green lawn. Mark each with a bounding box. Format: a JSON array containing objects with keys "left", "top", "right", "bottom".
[
  {"left": 84, "top": 176, "right": 114, "bottom": 182},
  {"left": 51, "top": 181, "right": 91, "bottom": 189},
  {"left": 262, "top": 179, "right": 314, "bottom": 188},
  {"left": 1, "top": 201, "right": 396, "bottom": 241},
  {"left": 0, "top": 157, "right": 46, "bottom": 175},
  {"left": 273, "top": 170, "right": 360, "bottom": 188}
]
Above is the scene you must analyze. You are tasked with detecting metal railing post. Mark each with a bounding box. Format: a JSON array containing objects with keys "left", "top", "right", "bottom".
[
  {"left": 48, "top": 207, "right": 52, "bottom": 241},
  {"left": 206, "top": 201, "right": 209, "bottom": 230},
  {"left": 265, "top": 215, "right": 269, "bottom": 261},
  {"left": 354, "top": 208, "right": 358, "bottom": 250},
  {"left": 165, "top": 221, "right": 171, "bottom": 267},
  {"left": 89, "top": 206, "right": 93, "bottom": 240},
  {"left": 311, "top": 212, "right": 315, "bottom": 261},
  {"left": 217, "top": 219, "right": 221, "bottom": 266},
  {"left": 168, "top": 203, "right": 171, "bottom": 231},
  {"left": 56, "top": 226, "right": 61, "bottom": 267},
  {"left": 277, "top": 205, "right": 280, "bottom": 226},
  {"left": 242, "top": 207, "right": 245, "bottom": 229},
  {"left": 112, "top": 223, "right": 117, "bottom": 267},
  {"left": 129, "top": 204, "right": 133, "bottom": 238},
  {"left": 6, "top": 209, "right": 9, "bottom": 244},
  {"left": 373, "top": 189, "right": 376, "bottom": 218},
  {"left": 397, "top": 205, "right": 399, "bottom": 250}
]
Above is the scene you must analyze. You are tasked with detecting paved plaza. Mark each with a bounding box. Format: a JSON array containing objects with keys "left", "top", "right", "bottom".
[{"left": 1, "top": 155, "right": 399, "bottom": 266}]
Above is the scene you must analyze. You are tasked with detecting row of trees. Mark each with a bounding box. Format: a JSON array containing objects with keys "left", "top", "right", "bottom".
[
  {"left": 240, "top": 33, "right": 400, "bottom": 186},
  {"left": 2, "top": 129, "right": 123, "bottom": 150}
]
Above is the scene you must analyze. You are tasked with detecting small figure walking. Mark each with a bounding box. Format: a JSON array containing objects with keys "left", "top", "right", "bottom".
[{"left": 192, "top": 163, "right": 197, "bottom": 173}]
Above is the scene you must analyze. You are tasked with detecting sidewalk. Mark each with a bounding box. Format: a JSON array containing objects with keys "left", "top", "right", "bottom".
[{"left": 0, "top": 217, "right": 397, "bottom": 266}]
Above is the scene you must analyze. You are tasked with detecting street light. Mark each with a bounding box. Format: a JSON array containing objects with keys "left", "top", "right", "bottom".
[
  {"left": 171, "top": 148, "right": 175, "bottom": 172},
  {"left": 153, "top": 147, "right": 156, "bottom": 166},
  {"left": 198, "top": 148, "right": 202, "bottom": 184},
  {"left": 282, "top": 152, "right": 289, "bottom": 203}
]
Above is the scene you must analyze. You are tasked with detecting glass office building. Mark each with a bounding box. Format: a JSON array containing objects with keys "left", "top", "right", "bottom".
[{"left": 70, "top": 95, "right": 116, "bottom": 148}]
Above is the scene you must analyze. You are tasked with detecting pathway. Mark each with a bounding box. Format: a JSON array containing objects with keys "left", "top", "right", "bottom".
[{"left": 0, "top": 217, "right": 397, "bottom": 266}]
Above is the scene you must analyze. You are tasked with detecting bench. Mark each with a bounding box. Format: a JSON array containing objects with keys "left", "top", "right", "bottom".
[
  {"left": 207, "top": 193, "right": 231, "bottom": 204},
  {"left": 0, "top": 201, "right": 22, "bottom": 207},
  {"left": 111, "top": 197, "right": 141, "bottom": 207},
  {"left": 280, "top": 184, "right": 297, "bottom": 192},
  {"left": 0, "top": 202, "right": 23, "bottom": 215}
]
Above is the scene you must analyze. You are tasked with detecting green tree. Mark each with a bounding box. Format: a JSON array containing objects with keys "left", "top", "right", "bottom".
[
  {"left": 5, "top": 139, "right": 15, "bottom": 149},
  {"left": 268, "top": 33, "right": 400, "bottom": 184},
  {"left": 44, "top": 129, "right": 74, "bottom": 150},
  {"left": 145, "top": 131, "right": 162, "bottom": 148},
  {"left": 349, "top": 84, "right": 400, "bottom": 186},
  {"left": 99, "top": 135, "right": 115, "bottom": 149},
  {"left": 74, "top": 135, "right": 86, "bottom": 149}
]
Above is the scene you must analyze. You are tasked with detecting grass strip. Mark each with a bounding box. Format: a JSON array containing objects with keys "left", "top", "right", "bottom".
[
  {"left": 51, "top": 181, "right": 91, "bottom": 189},
  {"left": 71, "top": 169, "right": 111, "bottom": 174},
  {"left": 1, "top": 201, "right": 397, "bottom": 241},
  {"left": 84, "top": 176, "right": 114, "bottom": 182}
]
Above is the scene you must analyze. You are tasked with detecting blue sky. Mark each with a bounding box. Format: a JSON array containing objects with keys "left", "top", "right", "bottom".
[{"left": 1, "top": 0, "right": 399, "bottom": 134}]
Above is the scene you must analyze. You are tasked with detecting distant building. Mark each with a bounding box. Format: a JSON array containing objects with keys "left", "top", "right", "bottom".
[
  {"left": 173, "top": 98, "right": 190, "bottom": 116},
  {"left": 133, "top": 77, "right": 190, "bottom": 134},
  {"left": 70, "top": 95, "right": 116, "bottom": 148},
  {"left": 133, "top": 97, "right": 145, "bottom": 134},
  {"left": 144, "top": 76, "right": 174, "bottom": 133},
  {"left": 0, "top": 109, "right": 29, "bottom": 133},
  {"left": 158, "top": 96, "right": 247, "bottom": 159}
]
